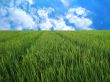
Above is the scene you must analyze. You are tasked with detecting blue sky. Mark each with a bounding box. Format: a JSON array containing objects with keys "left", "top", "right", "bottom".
[{"left": 0, "top": 0, "right": 110, "bottom": 30}]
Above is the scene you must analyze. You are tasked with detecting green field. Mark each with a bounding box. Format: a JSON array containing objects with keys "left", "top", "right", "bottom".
[{"left": 0, "top": 31, "right": 110, "bottom": 82}]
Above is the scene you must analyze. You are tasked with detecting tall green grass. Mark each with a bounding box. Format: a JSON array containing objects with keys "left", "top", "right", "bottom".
[{"left": 0, "top": 31, "right": 110, "bottom": 82}]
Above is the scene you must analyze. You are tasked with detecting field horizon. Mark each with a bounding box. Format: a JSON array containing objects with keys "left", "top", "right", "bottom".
[{"left": 0, "top": 30, "right": 110, "bottom": 82}]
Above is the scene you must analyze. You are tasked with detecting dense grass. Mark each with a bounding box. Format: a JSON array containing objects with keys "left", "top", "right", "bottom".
[{"left": 0, "top": 31, "right": 110, "bottom": 82}]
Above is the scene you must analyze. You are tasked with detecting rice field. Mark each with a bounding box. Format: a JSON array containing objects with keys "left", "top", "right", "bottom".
[{"left": 0, "top": 31, "right": 110, "bottom": 82}]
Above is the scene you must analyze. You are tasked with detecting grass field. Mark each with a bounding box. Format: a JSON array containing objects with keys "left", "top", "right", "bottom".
[{"left": 0, "top": 31, "right": 110, "bottom": 82}]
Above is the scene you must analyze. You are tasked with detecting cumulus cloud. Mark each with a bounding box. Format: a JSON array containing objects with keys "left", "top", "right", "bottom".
[
  {"left": 0, "top": 6, "right": 36, "bottom": 30},
  {"left": 9, "top": 8, "right": 36, "bottom": 30},
  {"left": 51, "top": 17, "right": 74, "bottom": 30},
  {"left": 37, "top": 8, "right": 54, "bottom": 30},
  {"left": 37, "top": 8, "right": 74, "bottom": 30},
  {"left": 0, "top": 0, "right": 93, "bottom": 30},
  {"left": 66, "top": 7, "right": 93, "bottom": 30}
]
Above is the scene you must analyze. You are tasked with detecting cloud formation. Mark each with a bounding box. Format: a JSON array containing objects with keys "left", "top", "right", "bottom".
[
  {"left": 0, "top": 0, "right": 93, "bottom": 30},
  {"left": 9, "top": 8, "right": 36, "bottom": 30},
  {"left": 66, "top": 7, "right": 93, "bottom": 30},
  {"left": 37, "top": 8, "right": 74, "bottom": 30}
]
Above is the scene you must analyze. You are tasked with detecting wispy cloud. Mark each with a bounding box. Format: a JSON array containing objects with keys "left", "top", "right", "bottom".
[
  {"left": 27, "top": 0, "right": 34, "bottom": 5},
  {"left": 61, "top": 0, "right": 70, "bottom": 7}
]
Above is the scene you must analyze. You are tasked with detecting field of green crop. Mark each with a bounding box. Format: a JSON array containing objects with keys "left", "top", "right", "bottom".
[{"left": 0, "top": 31, "right": 110, "bottom": 82}]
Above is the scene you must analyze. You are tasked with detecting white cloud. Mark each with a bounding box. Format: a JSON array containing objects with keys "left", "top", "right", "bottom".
[
  {"left": 0, "top": 7, "right": 74, "bottom": 31},
  {"left": 37, "top": 8, "right": 54, "bottom": 30},
  {"left": 38, "top": 19, "right": 53, "bottom": 30},
  {"left": 68, "top": 7, "right": 88, "bottom": 16},
  {"left": 37, "top": 8, "right": 74, "bottom": 30},
  {"left": 51, "top": 17, "right": 75, "bottom": 30},
  {"left": 66, "top": 7, "right": 93, "bottom": 30},
  {"left": 37, "top": 8, "right": 54, "bottom": 18},
  {"left": 0, "top": 1, "right": 93, "bottom": 31},
  {"left": 9, "top": 8, "right": 36, "bottom": 30},
  {"left": 75, "top": 7, "right": 87, "bottom": 16},
  {"left": 0, "top": 4, "right": 37, "bottom": 30},
  {"left": 37, "top": 7, "right": 92, "bottom": 30}
]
